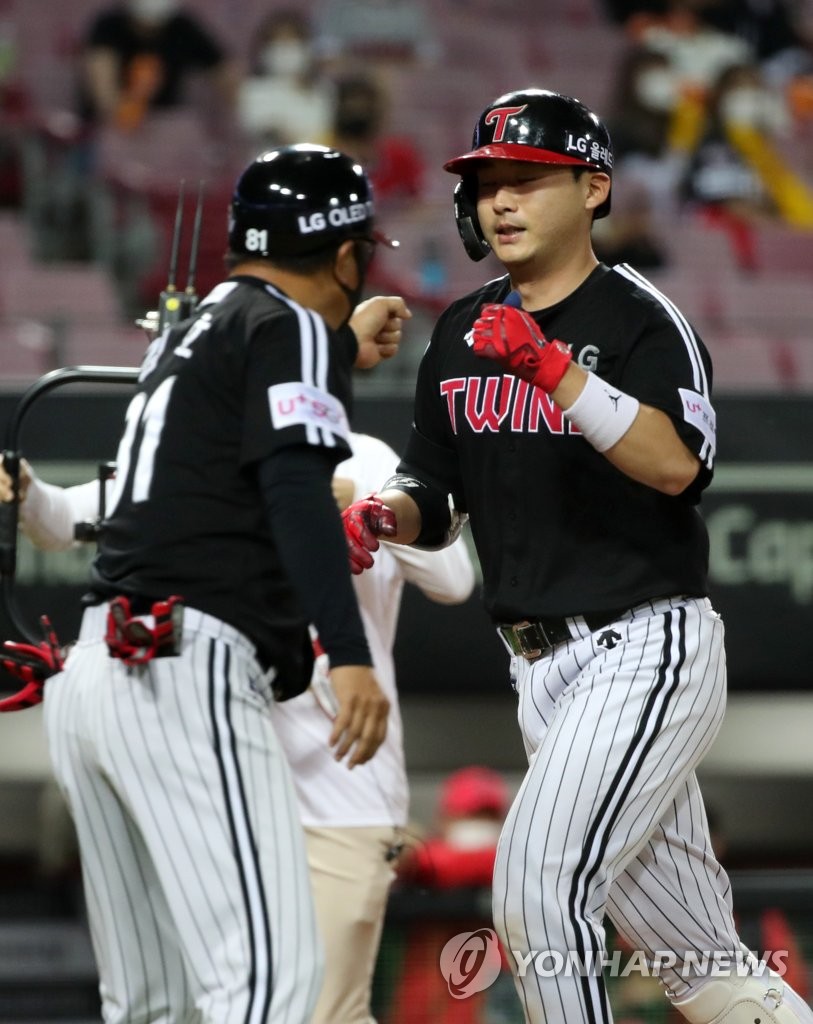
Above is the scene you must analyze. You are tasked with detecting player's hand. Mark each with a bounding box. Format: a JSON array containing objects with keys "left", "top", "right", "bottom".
[
  {"left": 342, "top": 493, "right": 397, "bottom": 575},
  {"left": 0, "top": 456, "right": 32, "bottom": 504},
  {"left": 351, "top": 296, "right": 412, "bottom": 369},
  {"left": 471, "top": 303, "right": 572, "bottom": 393},
  {"left": 328, "top": 664, "right": 389, "bottom": 767}
]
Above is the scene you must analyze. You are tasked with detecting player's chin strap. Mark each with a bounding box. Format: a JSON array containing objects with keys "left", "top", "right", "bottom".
[{"left": 0, "top": 615, "right": 65, "bottom": 713}]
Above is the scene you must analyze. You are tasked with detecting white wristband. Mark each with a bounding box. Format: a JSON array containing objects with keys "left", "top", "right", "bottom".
[{"left": 563, "top": 372, "right": 640, "bottom": 452}]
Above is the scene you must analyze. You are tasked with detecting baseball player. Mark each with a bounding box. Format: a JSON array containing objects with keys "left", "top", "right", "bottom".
[
  {"left": 7, "top": 143, "right": 409, "bottom": 1024},
  {"left": 340, "top": 90, "right": 813, "bottom": 1024},
  {"left": 2, "top": 432, "right": 475, "bottom": 1024}
]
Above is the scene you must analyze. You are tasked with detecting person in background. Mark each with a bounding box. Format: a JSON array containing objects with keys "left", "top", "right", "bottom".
[
  {"left": 594, "top": 46, "right": 681, "bottom": 270},
  {"left": 392, "top": 766, "right": 520, "bottom": 1024},
  {"left": 683, "top": 60, "right": 812, "bottom": 224},
  {"left": 329, "top": 72, "right": 426, "bottom": 206},
  {"left": 79, "top": 0, "right": 238, "bottom": 132},
  {"left": 237, "top": 8, "right": 335, "bottom": 152},
  {"left": 399, "top": 766, "right": 509, "bottom": 889},
  {"left": 272, "top": 429, "right": 475, "bottom": 1024}
]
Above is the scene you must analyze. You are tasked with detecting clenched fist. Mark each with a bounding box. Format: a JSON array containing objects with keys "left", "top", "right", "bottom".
[
  {"left": 342, "top": 493, "right": 397, "bottom": 575},
  {"left": 471, "top": 303, "right": 572, "bottom": 393}
]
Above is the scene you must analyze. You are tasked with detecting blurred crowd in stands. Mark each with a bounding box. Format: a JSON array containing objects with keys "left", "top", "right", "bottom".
[
  {"left": 596, "top": 0, "right": 813, "bottom": 271},
  {"left": 4, "top": 0, "right": 813, "bottom": 382}
]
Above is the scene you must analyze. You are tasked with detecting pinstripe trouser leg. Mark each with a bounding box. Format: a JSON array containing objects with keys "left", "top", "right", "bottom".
[
  {"left": 492, "top": 597, "right": 736, "bottom": 1024},
  {"left": 44, "top": 615, "right": 323, "bottom": 1024}
]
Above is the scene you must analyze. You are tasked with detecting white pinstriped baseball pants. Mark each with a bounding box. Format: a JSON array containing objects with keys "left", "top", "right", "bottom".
[
  {"left": 43, "top": 605, "right": 323, "bottom": 1024},
  {"left": 492, "top": 596, "right": 741, "bottom": 1024}
]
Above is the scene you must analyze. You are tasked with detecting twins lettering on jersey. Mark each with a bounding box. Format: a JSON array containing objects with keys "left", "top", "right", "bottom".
[
  {"left": 441, "top": 375, "right": 582, "bottom": 436},
  {"left": 444, "top": 375, "right": 714, "bottom": 445}
]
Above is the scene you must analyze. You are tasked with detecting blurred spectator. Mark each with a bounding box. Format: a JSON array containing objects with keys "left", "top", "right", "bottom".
[
  {"left": 681, "top": 59, "right": 813, "bottom": 263},
  {"left": 626, "top": 0, "right": 754, "bottom": 91},
  {"left": 399, "top": 766, "right": 510, "bottom": 889},
  {"left": 608, "top": 46, "right": 680, "bottom": 163},
  {"left": 387, "top": 767, "right": 521, "bottom": 1024},
  {"left": 79, "top": 0, "right": 238, "bottom": 132},
  {"left": 688, "top": 0, "right": 813, "bottom": 87},
  {"left": 328, "top": 73, "right": 425, "bottom": 205},
  {"left": 594, "top": 46, "right": 685, "bottom": 269},
  {"left": 237, "top": 8, "right": 335, "bottom": 152}
]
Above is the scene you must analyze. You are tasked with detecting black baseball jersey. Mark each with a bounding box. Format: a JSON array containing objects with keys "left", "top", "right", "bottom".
[
  {"left": 401, "top": 263, "right": 717, "bottom": 623},
  {"left": 91, "top": 275, "right": 360, "bottom": 671}
]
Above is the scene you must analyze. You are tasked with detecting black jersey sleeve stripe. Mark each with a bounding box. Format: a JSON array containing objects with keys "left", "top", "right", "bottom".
[
  {"left": 265, "top": 283, "right": 338, "bottom": 449},
  {"left": 307, "top": 308, "right": 335, "bottom": 449},
  {"left": 612, "top": 264, "right": 710, "bottom": 399}
]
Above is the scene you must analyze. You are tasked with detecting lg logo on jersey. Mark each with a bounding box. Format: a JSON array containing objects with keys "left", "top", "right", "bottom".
[{"left": 577, "top": 345, "right": 599, "bottom": 372}]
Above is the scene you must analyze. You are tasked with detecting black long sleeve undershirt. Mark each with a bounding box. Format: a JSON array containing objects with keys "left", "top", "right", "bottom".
[{"left": 257, "top": 446, "right": 372, "bottom": 669}]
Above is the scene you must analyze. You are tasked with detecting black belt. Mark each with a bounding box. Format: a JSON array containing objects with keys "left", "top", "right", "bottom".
[
  {"left": 498, "top": 608, "right": 626, "bottom": 662},
  {"left": 85, "top": 591, "right": 165, "bottom": 616}
]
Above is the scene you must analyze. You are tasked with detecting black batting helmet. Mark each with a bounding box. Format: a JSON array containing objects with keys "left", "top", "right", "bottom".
[
  {"left": 444, "top": 89, "right": 614, "bottom": 261},
  {"left": 229, "top": 144, "right": 394, "bottom": 259}
]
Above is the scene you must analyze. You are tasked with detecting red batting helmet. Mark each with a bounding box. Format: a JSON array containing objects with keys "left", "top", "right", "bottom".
[{"left": 444, "top": 88, "right": 614, "bottom": 261}]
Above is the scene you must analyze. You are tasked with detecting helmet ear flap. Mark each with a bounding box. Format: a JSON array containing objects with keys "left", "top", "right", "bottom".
[{"left": 453, "top": 179, "right": 491, "bottom": 262}]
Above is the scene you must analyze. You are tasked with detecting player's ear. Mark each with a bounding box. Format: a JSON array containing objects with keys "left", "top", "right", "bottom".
[
  {"left": 584, "top": 172, "right": 611, "bottom": 216},
  {"left": 333, "top": 239, "right": 359, "bottom": 289}
]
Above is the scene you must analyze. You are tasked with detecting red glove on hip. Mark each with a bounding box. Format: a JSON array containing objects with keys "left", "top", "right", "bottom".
[
  {"left": 471, "top": 303, "right": 572, "bottom": 393},
  {"left": 0, "top": 615, "right": 65, "bottom": 713},
  {"left": 342, "top": 493, "right": 397, "bottom": 575}
]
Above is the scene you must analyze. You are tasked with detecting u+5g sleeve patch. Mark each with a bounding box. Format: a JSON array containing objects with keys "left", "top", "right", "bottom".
[{"left": 268, "top": 381, "right": 350, "bottom": 446}]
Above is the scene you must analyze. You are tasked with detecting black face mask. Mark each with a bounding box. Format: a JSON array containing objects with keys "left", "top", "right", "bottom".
[
  {"left": 335, "top": 238, "right": 377, "bottom": 326},
  {"left": 335, "top": 115, "right": 377, "bottom": 140}
]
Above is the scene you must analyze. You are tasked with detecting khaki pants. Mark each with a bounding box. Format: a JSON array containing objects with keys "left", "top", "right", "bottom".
[{"left": 305, "top": 825, "right": 399, "bottom": 1024}]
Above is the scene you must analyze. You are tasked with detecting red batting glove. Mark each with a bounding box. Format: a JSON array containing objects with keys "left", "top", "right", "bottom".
[
  {"left": 0, "top": 616, "right": 65, "bottom": 713},
  {"left": 342, "top": 493, "right": 397, "bottom": 575},
  {"left": 471, "top": 303, "right": 572, "bottom": 393}
]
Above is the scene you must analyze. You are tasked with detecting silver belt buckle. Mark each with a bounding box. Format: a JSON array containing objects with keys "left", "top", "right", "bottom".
[{"left": 514, "top": 621, "right": 546, "bottom": 662}]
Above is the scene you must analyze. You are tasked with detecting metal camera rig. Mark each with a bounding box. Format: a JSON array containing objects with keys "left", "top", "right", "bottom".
[{"left": 0, "top": 181, "right": 205, "bottom": 707}]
